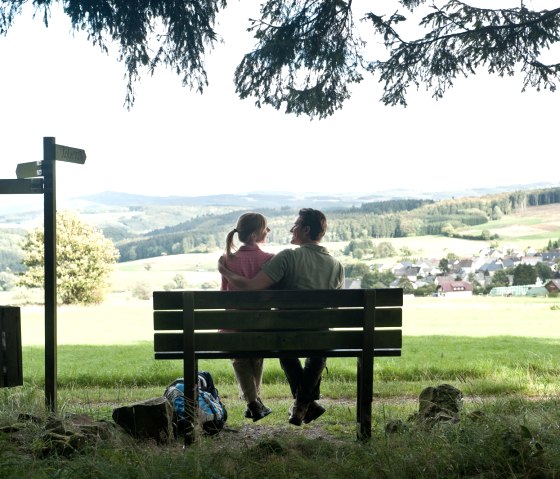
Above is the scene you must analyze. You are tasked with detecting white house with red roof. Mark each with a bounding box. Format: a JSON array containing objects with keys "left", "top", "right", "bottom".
[{"left": 435, "top": 279, "right": 473, "bottom": 298}]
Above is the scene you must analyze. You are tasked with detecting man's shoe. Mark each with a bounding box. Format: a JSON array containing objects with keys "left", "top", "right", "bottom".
[
  {"left": 247, "top": 400, "right": 272, "bottom": 422},
  {"left": 288, "top": 400, "right": 308, "bottom": 426},
  {"left": 245, "top": 398, "right": 272, "bottom": 419},
  {"left": 303, "top": 401, "right": 326, "bottom": 424}
]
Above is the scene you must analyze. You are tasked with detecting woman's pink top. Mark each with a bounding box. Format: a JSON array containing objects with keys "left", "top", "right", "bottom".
[{"left": 220, "top": 245, "right": 274, "bottom": 291}]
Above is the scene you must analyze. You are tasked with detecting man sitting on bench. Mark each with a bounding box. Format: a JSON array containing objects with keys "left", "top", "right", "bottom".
[{"left": 219, "top": 208, "right": 345, "bottom": 426}]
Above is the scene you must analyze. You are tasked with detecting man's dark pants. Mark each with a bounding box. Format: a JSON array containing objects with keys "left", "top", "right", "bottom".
[{"left": 279, "top": 357, "right": 327, "bottom": 403}]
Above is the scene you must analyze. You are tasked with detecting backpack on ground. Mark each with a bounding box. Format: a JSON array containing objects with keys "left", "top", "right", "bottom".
[{"left": 163, "top": 371, "right": 227, "bottom": 436}]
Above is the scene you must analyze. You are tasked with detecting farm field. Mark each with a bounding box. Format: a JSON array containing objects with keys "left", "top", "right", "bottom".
[
  {"left": 2, "top": 201, "right": 559, "bottom": 354},
  {"left": 7, "top": 294, "right": 559, "bottom": 347}
]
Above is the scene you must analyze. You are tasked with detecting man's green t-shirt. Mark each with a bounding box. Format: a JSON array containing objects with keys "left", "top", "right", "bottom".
[{"left": 261, "top": 243, "right": 344, "bottom": 290}]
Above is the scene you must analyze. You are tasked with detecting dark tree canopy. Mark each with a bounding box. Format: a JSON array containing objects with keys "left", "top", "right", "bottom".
[{"left": 2, "top": 0, "right": 559, "bottom": 118}]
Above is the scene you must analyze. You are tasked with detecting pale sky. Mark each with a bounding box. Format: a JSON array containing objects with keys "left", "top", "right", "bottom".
[{"left": 1, "top": 1, "right": 559, "bottom": 211}]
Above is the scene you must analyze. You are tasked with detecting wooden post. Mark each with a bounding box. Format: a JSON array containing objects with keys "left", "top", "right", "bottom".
[
  {"left": 183, "top": 292, "right": 197, "bottom": 446},
  {"left": 43, "top": 137, "right": 57, "bottom": 412},
  {"left": 357, "top": 289, "right": 376, "bottom": 440},
  {"left": 0, "top": 307, "right": 23, "bottom": 388}
]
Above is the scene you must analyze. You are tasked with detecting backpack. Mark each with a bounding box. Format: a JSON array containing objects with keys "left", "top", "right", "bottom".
[{"left": 163, "top": 371, "right": 227, "bottom": 437}]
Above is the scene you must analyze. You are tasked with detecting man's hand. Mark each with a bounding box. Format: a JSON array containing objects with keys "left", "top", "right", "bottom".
[
  {"left": 218, "top": 255, "right": 229, "bottom": 276},
  {"left": 218, "top": 254, "right": 275, "bottom": 291}
]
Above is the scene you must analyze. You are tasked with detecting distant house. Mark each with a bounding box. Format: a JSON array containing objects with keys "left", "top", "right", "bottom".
[
  {"left": 542, "top": 250, "right": 560, "bottom": 262},
  {"left": 478, "top": 247, "right": 504, "bottom": 259},
  {"left": 478, "top": 260, "right": 504, "bottom": 276},
  {"left": 393, "top": 266, "right": 420, "bottom": 282},
  {"left": 544, "top": 279, "right": 560, "bottom": 294},
  {"left": 501, "top": 257, "right": 519, "bottom": 269},
  {"left": 417, "top": 260, "right": 438, "bottom": 277},
  {"left": 391, "top": 261, "right": 414, "bottom": 275},
  {"left": 436, "top": 280, "right": 473, "bottom": 298},
  {"left": 452, "top": 259, "right": 474, "bottom": 277},
  {"left": 521, "top": 255, "right": 543, "bottom": 266}
]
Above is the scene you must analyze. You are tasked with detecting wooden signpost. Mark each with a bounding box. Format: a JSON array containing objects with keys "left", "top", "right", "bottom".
[{"left": 0, "top": 137, "right": 86, "bottom": 412}]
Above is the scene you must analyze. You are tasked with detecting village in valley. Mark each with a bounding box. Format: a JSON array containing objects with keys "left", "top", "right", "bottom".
[{"left": 345, "top": 246, "right": 560, "bottom": 298}]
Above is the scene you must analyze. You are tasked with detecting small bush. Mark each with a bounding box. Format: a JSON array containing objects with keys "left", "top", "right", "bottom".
[{"left": 132, "top": 282, "right": 151, "bottom": 300}]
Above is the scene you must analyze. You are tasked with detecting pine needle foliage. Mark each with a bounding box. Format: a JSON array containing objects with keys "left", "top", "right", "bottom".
[{"left": 1, "top": 0, "right": 559, "bottom": 116}]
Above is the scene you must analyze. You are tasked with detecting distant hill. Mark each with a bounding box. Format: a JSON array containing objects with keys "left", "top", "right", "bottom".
[
  {"left": 78, "top": 182, "right": 558, "bottom": 209},
  {"left": 79, "top": 190, "right": 424, "bottom": 209},
  {"left": 1, "top": 183, "right": 559, "bottom": 270},
  {"left": 112, "top": 187, "right": 560, "bottom": 262}
]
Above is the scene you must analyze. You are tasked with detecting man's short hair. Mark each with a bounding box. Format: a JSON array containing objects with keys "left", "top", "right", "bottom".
[{"left": 298, "top": 208, "right": 327, "bottom": 241}]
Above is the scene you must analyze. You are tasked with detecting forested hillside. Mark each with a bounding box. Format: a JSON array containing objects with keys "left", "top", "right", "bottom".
[{"left": 115, "top": 187, "right": 560, "bottom": 262}]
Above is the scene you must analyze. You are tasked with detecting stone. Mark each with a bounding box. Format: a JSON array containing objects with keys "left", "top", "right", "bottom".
[
  {"left": 112, "top": 396, "right": 173, "bottom": 444},
  {"left": 416, "top": 384, "right": 463, "bottom": 426}
]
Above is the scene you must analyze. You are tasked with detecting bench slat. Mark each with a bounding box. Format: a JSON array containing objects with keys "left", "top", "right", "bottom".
[
  {"left": 154, "top": 329, "right": 402, "bottom": 353},
  {"left": 153, "top": 288, "right": 403, "bottom": 310},
  {"left": 154, "top": 307, "right": 402, "bottom": 331},
  {"left": 155, "top": 349, "right": 402, "bottom": 360}
]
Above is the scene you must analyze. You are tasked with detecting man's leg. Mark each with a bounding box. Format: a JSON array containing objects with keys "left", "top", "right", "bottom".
[
  {"left": 280, "top": 357, "right": 309, "bottom": 425},
  {"left": 279, "top": 357, "right": 303, "bottom": 399},
  {"left": 280, "top": 357, "right": 327, "bottom": 426},
  {"left": 301, "top": 357, "right": 327, "bottom": 402},
  {"left": 299, "top": 357, "right": 327, "bottom": 424}
]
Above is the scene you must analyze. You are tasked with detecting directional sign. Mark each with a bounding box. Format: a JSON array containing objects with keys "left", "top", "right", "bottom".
[
  {"left": 16, "top": 161, "right": 42, "bottom": 179},
  {"left": 0, "top": 178, "right": 43, "bottom": 194},
  {"left": 55, "top": 144, "right": 86, "bottom": 164}
]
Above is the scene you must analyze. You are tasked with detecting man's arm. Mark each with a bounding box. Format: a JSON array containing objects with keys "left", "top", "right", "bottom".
[{"left": 218, "top": 256, "right": 275, "bottom": 290}]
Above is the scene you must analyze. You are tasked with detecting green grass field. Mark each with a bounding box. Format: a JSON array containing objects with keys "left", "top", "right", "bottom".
[
  {"left": 2, "top": 330, "right": 559, "bottom": 478},
  {"left": 2, "top": 299, "right": 560, "bottom": 477},
  {"left": 8, "top": 295, "right": 559, "bottom": 421}
]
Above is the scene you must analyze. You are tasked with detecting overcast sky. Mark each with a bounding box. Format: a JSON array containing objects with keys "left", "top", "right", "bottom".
[{"left": 1, "top": 1, "right": 559, "bottom": 211}]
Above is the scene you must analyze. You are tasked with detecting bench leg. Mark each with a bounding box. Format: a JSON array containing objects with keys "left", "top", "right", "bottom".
[
  {"left": 183, "top": 395, "right": 196, "bottom": 447},
  {"left": 357, "top": 356, "right": 373, "bottom": 440},
  {"left": 356, "top": 358, "right": 361, "bottom": 423},
  {"left": 183, "top": 360, "right": 197, "bottom": 446}
]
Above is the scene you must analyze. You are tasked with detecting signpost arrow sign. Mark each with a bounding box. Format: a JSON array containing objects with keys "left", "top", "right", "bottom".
[
  {"left": 55, "top": 144, "right": 86, "bottom": 164},
  {"left": 16, "top": 161, "right": 42, "bottom": 179},
  {"left": 0, "top": 178, "right": 43, "bottom": 194}
]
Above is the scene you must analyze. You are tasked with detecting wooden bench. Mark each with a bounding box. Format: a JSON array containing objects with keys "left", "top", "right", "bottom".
[{"left": 153, "top": 288, "right": 403, "bottom": 444}]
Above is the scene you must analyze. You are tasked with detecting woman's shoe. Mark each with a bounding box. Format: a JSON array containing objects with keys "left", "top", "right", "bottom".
[
  {"left": 245, "top": 398, "right": 272, "bottom": 419},
  {"left": 247, "top": 400, "right": 272, "bottom": 422}
]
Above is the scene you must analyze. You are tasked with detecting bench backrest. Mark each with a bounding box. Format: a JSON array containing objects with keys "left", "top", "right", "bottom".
[{"left": 153, "top": 289, "right": 403, "bottom": 359}]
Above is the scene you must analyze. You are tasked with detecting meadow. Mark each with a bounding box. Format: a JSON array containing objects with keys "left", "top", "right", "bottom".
[
  {"left": 1, "top": 206, "right": 560, "bottom": 478},
  {"left": 1, "top": 292, "right": 559, "bottom": 478}
]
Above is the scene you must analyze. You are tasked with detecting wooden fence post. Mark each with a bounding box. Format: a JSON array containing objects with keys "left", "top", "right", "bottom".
[{"left": 0, "top": 306, "right": 23, "bottom": 388}]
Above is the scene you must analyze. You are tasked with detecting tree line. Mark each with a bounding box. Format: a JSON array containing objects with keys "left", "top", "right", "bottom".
[
  {"left": 115, "top": 187, "right": 560, "bottom": 262},
  {"left": 2, "top": 187, "right": 559, "bottom": 270}
]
